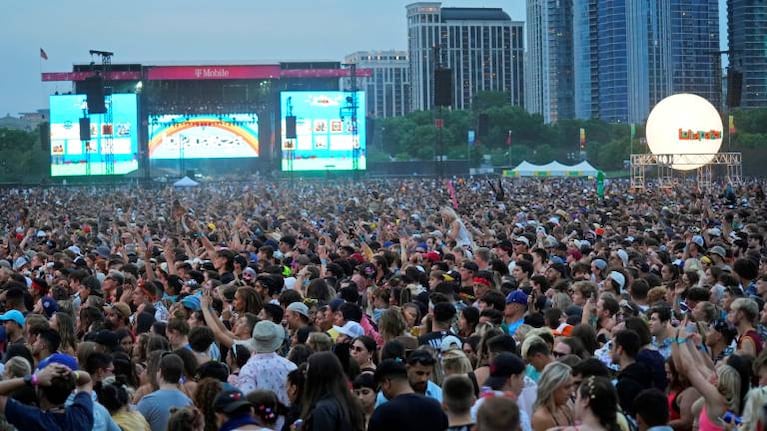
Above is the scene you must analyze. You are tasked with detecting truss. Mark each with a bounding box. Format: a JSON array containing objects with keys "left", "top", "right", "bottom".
[{"left": 630, "top": 152, "right": 742, "bottom": 190}]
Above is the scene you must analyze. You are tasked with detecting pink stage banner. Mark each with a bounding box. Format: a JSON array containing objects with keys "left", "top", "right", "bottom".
[
  {"left": 41, "top": 71, "right": 141, "bottom": 82},
  {"left": 146, "top": 65, "right": 282, "bottom": 80}
]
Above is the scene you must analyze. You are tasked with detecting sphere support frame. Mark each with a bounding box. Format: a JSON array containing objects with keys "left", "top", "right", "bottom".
[{"left": 630, "top": 152, "right": 742, "bottom": 190}]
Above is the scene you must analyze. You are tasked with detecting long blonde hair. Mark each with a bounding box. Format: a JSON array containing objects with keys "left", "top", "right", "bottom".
[
  {"left": 717, "top": 364, "right": 742, "bottom": 414},
  {"left": 534, "top": 361, "right": 572, "bottom": 410}
]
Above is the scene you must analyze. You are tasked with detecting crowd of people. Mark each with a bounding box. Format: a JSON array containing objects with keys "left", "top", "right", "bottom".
[{"left": 0, "top": 176, "right": 765, "bottom": 431}]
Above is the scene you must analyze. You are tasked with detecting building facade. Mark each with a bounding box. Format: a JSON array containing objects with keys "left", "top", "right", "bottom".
[
  {"left": 525, "top": 0, "right": 575, "bottom": 123},
  {"left": 406, "top": 2, "right": 524, "bottom": 111},
  {"left": 728, "top": 0, "right": 767, "bottom": 108},
  {"left": 344, "top": 51, "right": 411, "bottom": 118},
  {"left": 573, "top": 0, "right": 720, "bottom": 123}
]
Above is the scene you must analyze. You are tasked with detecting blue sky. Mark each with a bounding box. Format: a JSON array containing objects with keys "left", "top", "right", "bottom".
[{"left": 0, "top": 0, "right": 727, "bottom": 116}]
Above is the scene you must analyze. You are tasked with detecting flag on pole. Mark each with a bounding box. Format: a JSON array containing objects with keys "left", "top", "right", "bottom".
[
  {"left": 729, "top": 115, "right": 736, "bottom": 135},
  {"left": 446, "top": 180, "right": 459, "bottom": 209},
  {"left": 630, "top": 124, "right": 636, "bottom": 140},
  {"left": 506, "top": 130, "right": 512, "bottom": 146},
  {"left": 579, "top": 128, "right": 586, "bottom": 150},
  {"left": 40, "top": 48, "right": 48, "bottom": 60}
]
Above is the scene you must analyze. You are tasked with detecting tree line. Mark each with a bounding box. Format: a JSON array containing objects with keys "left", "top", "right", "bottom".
[{"left": 369, "top": 91, "right": 767, "bottom": 171}]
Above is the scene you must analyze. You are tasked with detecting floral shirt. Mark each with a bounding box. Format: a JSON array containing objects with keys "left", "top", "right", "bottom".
[{"left": 235, "top": 352, "right": 297, "bottom": 406}]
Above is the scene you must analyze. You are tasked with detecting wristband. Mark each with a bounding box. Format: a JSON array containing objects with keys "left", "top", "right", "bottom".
[
  {"left": 320, "top": 259, "right": 327, "bottom": 265},
  {"left": 676, "top": 337, "right": 688, "bottom": 344}
]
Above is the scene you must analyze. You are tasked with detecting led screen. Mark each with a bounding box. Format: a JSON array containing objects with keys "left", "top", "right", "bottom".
[
  {"left": 280, "top": 91, "right": 366, "bottom": 171},
  {"left": 49, "top": 94, "right": 139, "bottom": 176},
  {"left": 148, "top": 114, "right": 259, "bottom": 159}
]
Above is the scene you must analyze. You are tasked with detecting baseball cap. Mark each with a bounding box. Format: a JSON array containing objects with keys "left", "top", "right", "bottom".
[
  {"left": 41, "top": 296, "right": 59, "bottom": 318},
  {"left": 505, "top": 290, "right": 528, "bottom": 306},
  {"left": 214, "top": 387, "right": 252, "bottom": 414},
  {"left": 0, "top": 310, "right": 25, "bottom": 327},
  {"left": 181, "top": 295, "right": 201, "bottom": 311},
  {"left": 334, "top": 321, "right": 365, "bottom": 339},
  {"left": 37, "top": 353, "right": 78, "bottom": 371},
  {"left": 440, "top": 335, "right": 463, "bottom": 352},
  {"left": 709, "top": 245, "right": 727, "bottom": 258},
  {"left": 107, "top": 302, "right": 132, "bottom": 319},
  {"left": 609, "top": 271, "right": 626, "bottom": 291},
  {"left": 592, "top": 259, "right": 607, "bottom": 271},
  {"left": 514, "top": 236, "right": 530, "bottom": 246},
  {"left": 287, "top": 302, "right": 310, "bottom": 319},
  {"left": 484, "top": 352, "right": 526, "bottom": 390}
]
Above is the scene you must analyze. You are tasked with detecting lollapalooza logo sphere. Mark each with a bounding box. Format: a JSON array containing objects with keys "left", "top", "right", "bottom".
[{"left": 645, "top": 93, "right": 723, "bottom": 171}]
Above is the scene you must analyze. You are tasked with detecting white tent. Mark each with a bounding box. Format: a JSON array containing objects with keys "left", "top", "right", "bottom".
[
  {"left": 503, "top": 160, "right": 600, "bottom": 177},
  {"left": 173, "top": 176, "right": 199, "bottom": 187}
]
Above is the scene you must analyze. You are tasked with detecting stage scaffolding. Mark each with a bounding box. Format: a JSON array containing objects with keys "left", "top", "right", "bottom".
[{"left": 630, "top": 152, "right": 742, "bottom": 190}]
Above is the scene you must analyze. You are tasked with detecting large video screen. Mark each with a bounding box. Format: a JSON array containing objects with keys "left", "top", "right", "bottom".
[
  {"left": 280, "top": 91, "right": 366, "bottom": 171},
  {"left": 49, "top": 94, "right": 139, "bottom": 176},
  {"left": 148, "top": 114, "right": 259, "bottom": 159}
]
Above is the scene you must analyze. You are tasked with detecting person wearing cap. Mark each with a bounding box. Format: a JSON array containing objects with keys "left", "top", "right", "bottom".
[
  {"left": 0, "top": 362, "right": 95, "bottom": 431},
  {"left": 333, "top": 321, "right": 366, "bottom": 343},
  {"left": 590, "top": 258, "right": 608, "bottom": 284},
  {"left": 213, "top": 387, "right": 265, "bottom": 431},
  {"left": 0, "top": 309, "right": 25, "bottom": 347},
  {"left": 503, "top": 291, "right": 527, "bottom": 337},
  {"left": 369, "top": 358, "right": 448, "bottom": 431},
  {"left": 513, "top": 236, "right": 530, "bottom": 256},
  {"left": 136, "top": 353, "right": 193, "bottom": 431},
  {"left": 708, "top": 245, "right": 728, "bottom": 268},
  {"left": 104, "top": 303, "right": 131, "bottom": 331},
  {"left": 604, "top": 270, "right": 627, "bottom": 296},
  {"left": 236, "top": 321, "right": 296, "bottom": 406},
  {"left": 469, "top": 353, "right": 532, "bottom": 431},
  {"left": 285, "top": 301, "right": 311, "bottom": 332}
]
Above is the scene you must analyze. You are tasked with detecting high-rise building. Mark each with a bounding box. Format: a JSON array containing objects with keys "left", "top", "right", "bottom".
[
  {"left": 344, "top": 51, "right": 411, "bottom": 118},
  {"left": 573, "top": 0, "right": 598, "bottom": 120},
  {"left": 728, "top": 0, "right": 767, "bottom": 108},
  {"left": 406, "top": 2, "right": 524, "bottom": 111},
  {"left": 573, "top": 0, "right": 721, "bottom": 123},
  {"left": 525, "top": 0, "right": 575, "bottom": 123},
  {"left": 669, "top": 0, "right": 721, "bottom": 108}
]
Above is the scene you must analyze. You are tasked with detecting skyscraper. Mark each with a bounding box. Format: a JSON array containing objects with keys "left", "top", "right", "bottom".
[
  {"left": 669, "top": 0, "right": 721, "bottom": 108},
  {"left": 525, "top": 0, "right": 575, "bottom": 123},
  {"left": 406, "top": 2, "right": 524, "bottom": 111},
  {"left": 728, "top": 0, "right": 767, "bottom": 108},
  {"left": 344, "top": 51, "right": 411, "bottom": 118},
  {"left": 573, "top": 0, "right": 721, "bottom": 123}
]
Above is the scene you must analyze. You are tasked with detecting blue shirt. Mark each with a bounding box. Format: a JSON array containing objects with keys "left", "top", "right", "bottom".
[
  {"left": 136, "top": 388, "right": 193, "bottom": 431},
  {"left": 5, "top": 390, "right": 93, "bottom": 431},
  {"left": 65, "top": 391, "right": 120, "bottom": 431},
  {"left": 504, "top": 318, "right": 525, "bottom": 336}
]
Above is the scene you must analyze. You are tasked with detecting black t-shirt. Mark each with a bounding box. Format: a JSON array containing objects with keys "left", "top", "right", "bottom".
[
  {"left": 220, "top": 271, "right": 235, "bottom": 284},
  {"left": 418, "top": 330, "right": 452, "bottom": 350},
  {"left": 368, "top": 393, "right": 448, "bottom": 431}
]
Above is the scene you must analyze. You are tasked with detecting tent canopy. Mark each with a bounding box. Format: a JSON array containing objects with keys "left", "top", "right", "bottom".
[
  {"left": 173, "top": 176, "right": 200, "bottom": 187},
  {"left": 503, "top": 160, "right": 600, "bottom": 177}
]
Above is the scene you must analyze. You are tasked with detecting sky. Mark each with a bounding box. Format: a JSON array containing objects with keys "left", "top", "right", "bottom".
[{"left": 0, "top": 0, "right": 726, "bottom": 116}]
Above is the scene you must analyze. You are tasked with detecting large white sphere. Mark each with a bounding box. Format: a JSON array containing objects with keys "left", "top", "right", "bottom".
[{"left": 645, "top": 93, "right": 723, "bottom": 171}]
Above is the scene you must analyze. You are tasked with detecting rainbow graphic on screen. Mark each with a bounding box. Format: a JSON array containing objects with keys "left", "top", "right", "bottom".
[{"left": 148, "top": 113, "right": 259, "bottom": 159}]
